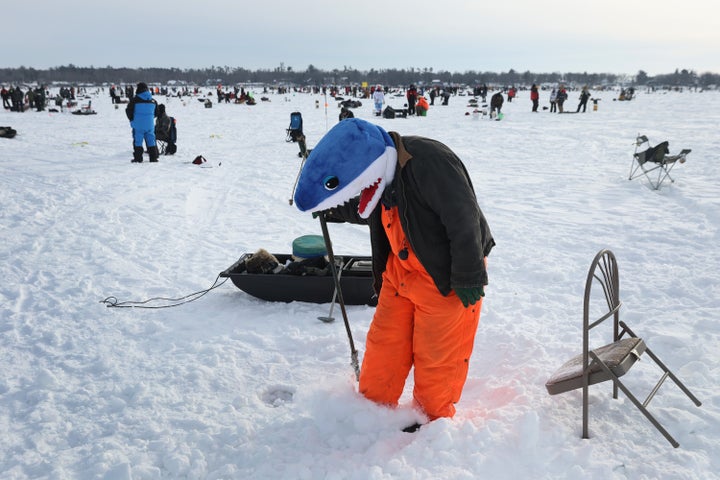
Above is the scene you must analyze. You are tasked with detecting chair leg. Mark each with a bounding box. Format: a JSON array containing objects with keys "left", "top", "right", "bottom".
[
  {"left": 583, "top": 383, "right": 589, "bottom": 439},
  {"left": 620, "top": 322, "right": 702, "bottom": 408},
  {"left": 583, "top": 346, "right": 701, "bottom": 448},
  {"left": 642, "top": 347, "right": 702, "bottom": 407},
  {"left": 609, "top": 369, "right": 680, "bottom": 448},
  {"left": 590, "top": 352, "right": 682, "bottom": 448}
]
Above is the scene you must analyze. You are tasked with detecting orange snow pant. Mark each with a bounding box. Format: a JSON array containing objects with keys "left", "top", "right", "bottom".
[{"left": 358, "top": 206, "right": 483, "bottom": 419}]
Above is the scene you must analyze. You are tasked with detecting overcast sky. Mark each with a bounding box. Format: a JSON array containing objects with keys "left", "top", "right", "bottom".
[{"left": 3, "top": 0, "right": 717, "bottom": 76}]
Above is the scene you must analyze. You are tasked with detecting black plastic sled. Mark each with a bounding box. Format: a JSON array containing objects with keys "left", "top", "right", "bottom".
[{"left": 220, "top": 253, "right": 377, "bottom": 305}]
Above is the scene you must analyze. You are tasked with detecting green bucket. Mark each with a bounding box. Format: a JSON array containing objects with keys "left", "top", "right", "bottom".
[{"left": 292, "top": 235, "right": 327, "bottom": 258}]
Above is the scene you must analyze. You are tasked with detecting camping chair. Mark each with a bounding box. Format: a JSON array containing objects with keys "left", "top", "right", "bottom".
[
  {"left": 629, "top": 135, "right": 691, "bottom": 189},
  {"left": 286, "top": 111, "right": 308, "bottom": 158},
  {"left": 286, "top": 111, "right": 304, "bottom": 143},
  {"left": 545, "top": 249, "right": 701, "bottom": 448}
]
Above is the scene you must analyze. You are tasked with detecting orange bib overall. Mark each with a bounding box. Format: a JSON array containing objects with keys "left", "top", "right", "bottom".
[{"left": 358, "top": 205, "right": 483, "bottom": 419}]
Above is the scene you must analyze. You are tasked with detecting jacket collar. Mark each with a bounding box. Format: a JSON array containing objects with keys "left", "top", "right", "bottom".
[{"left": 389, "top": 131, "right": 412, "bottom": 168}]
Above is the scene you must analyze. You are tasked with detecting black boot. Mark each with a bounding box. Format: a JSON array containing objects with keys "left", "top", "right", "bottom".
[
  {"left": 131, "top": 146, "right": 144, "bottom": 163},
  {"left": 148, "top": 145, "right": 159, "bottom": 162}
]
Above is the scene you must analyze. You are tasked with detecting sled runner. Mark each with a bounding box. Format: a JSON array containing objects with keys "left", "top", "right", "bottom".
[{"left": 220, "top": 253, "right": 376, "bottom": 305}]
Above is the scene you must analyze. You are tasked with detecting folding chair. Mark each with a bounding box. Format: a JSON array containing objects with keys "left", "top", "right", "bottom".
[
  {"left": 629, "top": 134, "right": 691, "bottom": 189},
  {"left": 545, "top": 249, "right": 701, "bottom": 448}
]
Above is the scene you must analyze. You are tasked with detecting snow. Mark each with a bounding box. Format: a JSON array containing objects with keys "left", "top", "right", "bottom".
[{"left": 1, "top": 87, "right": 718, "bottom": 479}]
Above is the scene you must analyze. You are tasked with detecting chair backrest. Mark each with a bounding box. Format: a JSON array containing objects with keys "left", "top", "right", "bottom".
[
  {"left": 636, "top": 141, "right": 669, "bottom": 166},
  {"left": 583, "top": 250, "right": 622, "bottom": 369},
  {"left": 287, "top": 111, "right": 304, "bottom": 142},
  {"left": 288, "top": 111, "right": 303, "bottom": 132}
]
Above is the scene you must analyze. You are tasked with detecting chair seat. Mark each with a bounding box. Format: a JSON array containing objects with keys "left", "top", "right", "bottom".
[{"left": 546, "top": 337, "right": 646, "bottom": 395}]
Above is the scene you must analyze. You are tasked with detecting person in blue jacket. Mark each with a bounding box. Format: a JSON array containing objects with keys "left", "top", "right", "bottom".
[{"left": 125, "top": 82, "right": 158, "bottom": 162}]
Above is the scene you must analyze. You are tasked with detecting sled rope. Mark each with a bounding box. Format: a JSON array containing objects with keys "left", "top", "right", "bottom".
[{"left": 100, "top": 274, "right": 228, "bottom": 309}]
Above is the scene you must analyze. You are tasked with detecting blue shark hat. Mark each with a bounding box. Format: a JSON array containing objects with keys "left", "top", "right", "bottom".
[{"left": 293, "top": 118, "right": 397, "bottom": 219}]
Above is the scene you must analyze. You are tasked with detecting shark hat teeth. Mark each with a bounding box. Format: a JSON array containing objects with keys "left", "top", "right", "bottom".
[
  {"left": 293, "top": 118, "right": 397, "bottom": 215},
  {"left": 357, "top": 146, "right": 396, "bottom": 218}
]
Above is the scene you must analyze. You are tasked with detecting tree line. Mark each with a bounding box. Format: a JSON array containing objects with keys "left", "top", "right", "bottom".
[{"left": 0, "top": 65, "right": 716, "bottom": 88}]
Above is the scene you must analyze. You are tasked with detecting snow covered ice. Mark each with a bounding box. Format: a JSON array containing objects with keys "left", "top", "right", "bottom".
[{"left": 1, "top": 86, "right": 718, "bottom": 479}]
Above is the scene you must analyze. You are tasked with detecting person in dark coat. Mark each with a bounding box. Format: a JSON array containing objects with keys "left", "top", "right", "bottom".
[
  {"left": 154, "top": 103, "right": 177, "bottom": 154},
  {"left": 11, "top": 86, "right": 24, "bottom": 112},
  {"left": 125, "top": 82, "right": 158, "bottom": 162},
  {"left": 530, "top": 84, "right": 539, "bottom": 112},
  {"left": 1, "top": 86, "right": 10, "bottom": 109},
  {"left": 292, "top": 118, "right": 495, "bottom": 427},
  {"left": 577, "top": 86, "right": 591, "bottom": 113},
  {"left": 556, "top": 85, "right": 568, "bottom": 113},
  {"left": 490, "top": 91, "right": 504, "bottom": 119},
  {"left": 406, "top": 84, "right": 418, "bottom": 115}
]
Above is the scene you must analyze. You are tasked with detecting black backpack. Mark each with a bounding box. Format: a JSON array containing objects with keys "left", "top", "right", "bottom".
[{"left": 382, "top": 106, "right": 396, "bottom": 119}]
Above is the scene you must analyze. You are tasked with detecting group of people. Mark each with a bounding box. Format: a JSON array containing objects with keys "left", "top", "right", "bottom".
[
  {"left": 547, "top": 85, "right": 591, "bottom": 113},
  {"left": 405, "top": 84, "right": 429, "bottom": 116},
  {"left": 215, "top": 85, "right": 255, "bottom": 104},
  {"left": 485, "top": 84, "right": 593, "bottom": 117},
  {"left": 370, "top": 84, "right": 430, "bottom": 117},
  {"left": 1, "top": 85, "right": 48, "bottom": 112}
]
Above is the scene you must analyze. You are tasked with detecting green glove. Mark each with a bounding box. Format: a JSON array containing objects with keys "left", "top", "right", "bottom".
[{"left": 454, "top": 286, "right": 485, "bottom": 307}]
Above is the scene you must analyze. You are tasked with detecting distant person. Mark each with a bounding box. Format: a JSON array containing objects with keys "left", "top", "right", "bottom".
[
  {"left": 507, "top": 87, "right": 516, "bottom": 103},
  {"left": 441, "top": 89, "right": 451, "bottom": 106},
  {"left": 1, "top": 86, "right": 9, "bottom": 109},
  {"left": 372, "top": 85, "right": 385, "bottom": 116},
  {"left": 125, "top": 82, "right": 159, "bottom": 163},
  {"left": 416, "top": 95, "right": 429, "bottom": 116},
  {"left": 406, "top": 84, "right": 418, "bottom": 115},
  {"left": 25, "top": 89, "right": 35, "bottom": 110},
  {"left": 577, "top": 86, "right": 591, "bottom": 112},
  {"left": 154, "top": 103, "right": 177, "bottom": 155},
  {"left": 556, "top": 85, "right": 568, "bottom": 113},
  {"left": 33, "top": 86, "right": 46, "bottom": 112},
  {"left": 429, "top": 87, "right": 437, "bottom": 105},
  {"left": 490, "top": 91, "right": 504, "bottom": 119},
  {"left": 11, "top": 86, "right": 24, "bottom": 112},
  {"left": 530, "top": 84, "right": 539, "bottom": 112},
  {"left": 549, "top": 88, "right": 557, "bottom": 113}
]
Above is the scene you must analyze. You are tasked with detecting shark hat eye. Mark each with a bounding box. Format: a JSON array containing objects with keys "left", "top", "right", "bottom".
[{"left": 323, "top": 175, "right": 340, "bottom": 190}]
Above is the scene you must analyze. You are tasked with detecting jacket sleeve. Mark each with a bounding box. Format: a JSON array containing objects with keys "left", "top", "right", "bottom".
[{"left": 125, "top": 98, "right": 134, "bottom": 121}]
